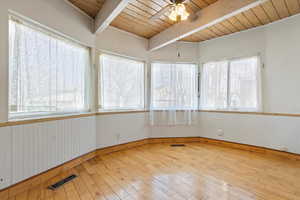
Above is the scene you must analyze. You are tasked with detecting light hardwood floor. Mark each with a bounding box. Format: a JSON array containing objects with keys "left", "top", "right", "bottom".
[{"left": 12, "top": 143, "right": 300, "bottom": 200}]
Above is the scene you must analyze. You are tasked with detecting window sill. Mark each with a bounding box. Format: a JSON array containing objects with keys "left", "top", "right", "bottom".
[
  {"left": 198, "top": 110, "right": 300, "bottom": 117},
  {"left": 97, "top": 109, "right": 147, "bottom": 115},
  {"left": 3, "top": 112, "right": 95, "bottom": 127},
  {"left": 199, "top": 109, "right": 260, "bottom": 113}
]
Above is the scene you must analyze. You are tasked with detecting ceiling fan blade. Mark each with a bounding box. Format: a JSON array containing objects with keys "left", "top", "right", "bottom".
[{"left": 150, "top": 5, "right": 172, "bottom": 21}]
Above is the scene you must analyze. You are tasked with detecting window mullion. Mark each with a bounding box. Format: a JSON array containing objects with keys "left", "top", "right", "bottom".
[{"left": 197, "top": 64, "right": 201, "bottom": 110}]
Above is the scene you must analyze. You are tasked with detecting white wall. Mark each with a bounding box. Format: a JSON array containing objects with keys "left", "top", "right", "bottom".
[
  {"left": 96, "top": 113, "right": 149, "bottom": 148},
  {"left": 95, "top": 21, "right": 197, "bottom": 64},
  {"left": 95, "top": 26, "right": 199, "bottom": 62},
  {"left": 198, "top": 14, "right": 300, "bottom": 114},
  {"left": 0, "top": 0, "right": 95, "bottom": 122},
  {"left": 95, "top": 26, "right": 148, "bottom": 60},
  {"left": 149, "top": 41, "right": 199, "bottom": 63},
  {"left": 197, "top": 112, "right": 300, "bottom": 154}
]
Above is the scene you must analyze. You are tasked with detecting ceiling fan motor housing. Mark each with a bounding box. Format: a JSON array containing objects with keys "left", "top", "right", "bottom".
[{"left": 170, "top": 0, "right": 186, "bottom": 4}]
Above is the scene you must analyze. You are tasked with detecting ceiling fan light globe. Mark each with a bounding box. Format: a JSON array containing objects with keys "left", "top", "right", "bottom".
[
  {"left": 181, "top": 12, "right": 189, "bottom": 21},
  {"left": 168, "top": 3, "right": 189, "bottom": 22},
  {"left": 181, "top": 10, "right": 189, "bottom": 20},
  {"left": 177, "top": 4, "right": 185, "bottom": 14}
]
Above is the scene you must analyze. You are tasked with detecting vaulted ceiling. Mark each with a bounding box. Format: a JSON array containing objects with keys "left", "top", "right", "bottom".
[{"left": 68, "top": 0, "right": 300, "bottom": 43}]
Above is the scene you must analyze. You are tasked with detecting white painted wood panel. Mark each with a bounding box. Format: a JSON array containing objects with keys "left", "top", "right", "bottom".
[
  {"left": 11, "top": 116, "right": 96, "bottom": 185},
  {"left": 0, "top": 127, "right": 12, "bottom": 189}
]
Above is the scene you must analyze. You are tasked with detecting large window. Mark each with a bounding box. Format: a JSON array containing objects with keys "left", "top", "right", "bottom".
[
  {"left": 99, "top": 54, "right": 145, "bottom": 110},
  {"left": 9, "top": 17, "right": 90, "bottom": 119},
  {"left": 151, "top": 63, "right": 198, "bottom": 110},
  {"left": 200, "top": 56, "right": 261, "bottom": 111}
]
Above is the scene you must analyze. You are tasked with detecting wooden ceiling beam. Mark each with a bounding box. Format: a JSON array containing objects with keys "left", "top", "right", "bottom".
[
  {"left": 94, "top": 0, "right": 132, "bottom": 33},
  {"left": 148, "top": 0, "right": 267, "bottom": 51}
]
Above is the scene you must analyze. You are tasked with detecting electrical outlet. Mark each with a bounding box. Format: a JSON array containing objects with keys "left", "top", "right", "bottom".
[{"left": 217, "top": 129, "right": 224, "bottom": 136}]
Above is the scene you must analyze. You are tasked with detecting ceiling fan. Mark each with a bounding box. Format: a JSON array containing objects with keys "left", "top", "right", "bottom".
[{"left": 150, "top": 0, "right": 198, "bottom": 22}]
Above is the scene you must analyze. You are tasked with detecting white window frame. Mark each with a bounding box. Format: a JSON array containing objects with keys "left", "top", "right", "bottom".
[
  {"left": 98, "top": 53, "right": 146, "bottom": 112},
  {"left": 200, "top": 55, "right": 262, "bottom": 112},
  {"left": 150, "top": 61, "right": 199, "bottom": 111},
  {"left": 8, "top": 15, "right": 92, "bottom": 120}
]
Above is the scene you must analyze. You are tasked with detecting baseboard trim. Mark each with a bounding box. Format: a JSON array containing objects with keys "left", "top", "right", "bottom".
[
  {"left": 1, "top": 136, "right": 300, "bottom": 199},
  {"left": 96, "top": 137, "right": 300, "bottom": 161},
  {"left": 97, "top": 139, "right": 149, "bottom": 156},
  {"left": 196, "top": 137, "right": 300, "bottom": 161}
]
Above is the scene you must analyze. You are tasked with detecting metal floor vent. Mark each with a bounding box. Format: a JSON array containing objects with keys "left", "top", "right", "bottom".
[
  {"left": 48, "top": 174, "right": 77, "bottom": 190},
  {"left": 170, "top": 144, "right": 186, "bottom": 147}
]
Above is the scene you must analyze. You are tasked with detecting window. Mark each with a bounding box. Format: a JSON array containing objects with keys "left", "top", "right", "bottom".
[
  {"left": 151, "top": 63, "right": 198, "bottom": 110},
  {"left": 99, "top": 54, "right": 145, "bottom": 110},
  {"left": 9, "top": 17, "right": 90, "bottom": 119},
  {"left": 200, "top": 56, "right": 261, "bottom": 111}
]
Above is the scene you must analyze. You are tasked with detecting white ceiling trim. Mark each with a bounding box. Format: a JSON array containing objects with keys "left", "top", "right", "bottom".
[{"left": 94, "top": 0, "right": 132, "bottom": 34}]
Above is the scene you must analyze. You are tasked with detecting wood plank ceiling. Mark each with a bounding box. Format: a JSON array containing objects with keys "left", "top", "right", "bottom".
[{"left": 68, "top": 0, "right": 300, "bottom": 42}]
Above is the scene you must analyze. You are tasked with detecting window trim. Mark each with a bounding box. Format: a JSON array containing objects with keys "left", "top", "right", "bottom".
[
  {"left": 98, "top": 53, "right": 147, "bottom": 112},
  {"left": 8, "top": 111, "right": 92, "bottom": 122},
  {"left": 8, "top": 15, "right": 92, "bottom": 120},
  {"left": 199, "top": 55, "right": 262, "bottom": 112},
  {"left": 150, "top": 61, "right": 200, "bottom": 111}
]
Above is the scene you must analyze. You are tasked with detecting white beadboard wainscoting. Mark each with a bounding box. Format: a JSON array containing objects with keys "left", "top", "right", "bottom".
[
  {"left": 0, "top": 127, "right": 12, "bottom": 189},
  {"left": 0, "top": 116, "right": 96, "bottom": 190}
]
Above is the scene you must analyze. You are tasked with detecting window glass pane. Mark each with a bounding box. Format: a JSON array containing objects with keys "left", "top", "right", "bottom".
[
  {"left": 100, "top": 54, "right": 144, "bottom": 110},
  {"left": 200, "top": 61, "right": 228, "bottom": 110},
  {"left": 229, "top": 57, "right": 259, "bottom": 111},
  {"left": 9, "top": 18, "right": 89, "bottom": 118},
  {"left": 151, "top": 63, "right": 198, "bottom": 110}
]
